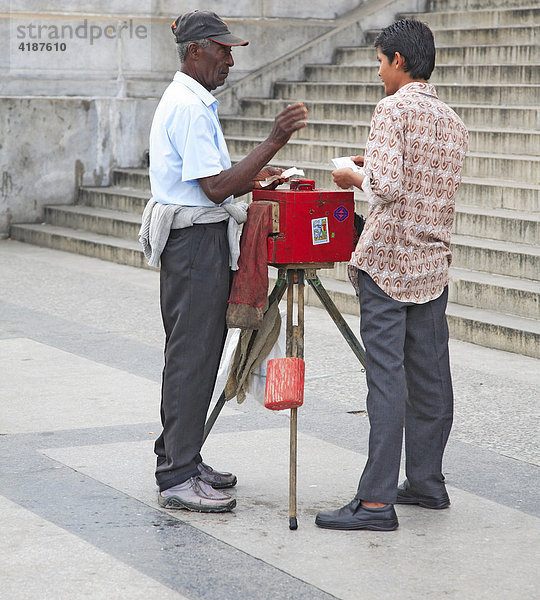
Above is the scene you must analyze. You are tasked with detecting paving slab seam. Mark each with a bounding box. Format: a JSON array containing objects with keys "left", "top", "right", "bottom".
[{"left": 0, "top": 444, "right": 339, "bottom": 600}]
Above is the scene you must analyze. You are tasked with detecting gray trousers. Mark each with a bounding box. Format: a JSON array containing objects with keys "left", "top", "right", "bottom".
[
  {"left": 154, "top": 222, "right": 230, "bottom": 492},
  {"left": 356, "top": 270, "right": 453, "bottom": 504}
]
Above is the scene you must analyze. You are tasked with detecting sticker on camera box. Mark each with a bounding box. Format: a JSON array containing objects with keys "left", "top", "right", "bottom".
[
  {"left": 312, "top": 217, "right": 329, "bottom": 245},
  {"left": 334, "top": 206, "right": 349, "bottom": 222}
]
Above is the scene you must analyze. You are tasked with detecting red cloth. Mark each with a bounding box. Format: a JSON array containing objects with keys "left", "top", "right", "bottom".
[{"left": 227, "top": 202, "right": 273, "bottom": 330}]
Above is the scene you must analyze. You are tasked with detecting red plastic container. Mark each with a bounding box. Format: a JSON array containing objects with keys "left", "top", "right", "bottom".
[
  {"left": 252, "top": 179, "right": 355, "bottom": 264},
  {"left": 264, "top": 357, "right": 305, "bottom": 411}
]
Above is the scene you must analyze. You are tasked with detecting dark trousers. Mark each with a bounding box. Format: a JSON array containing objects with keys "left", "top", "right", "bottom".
[
  {"left": 356, "top": 270, "right": 453, "bottom": 504},
  {"left": 154, "top": 222, "right": 230, "bottom": 492}
]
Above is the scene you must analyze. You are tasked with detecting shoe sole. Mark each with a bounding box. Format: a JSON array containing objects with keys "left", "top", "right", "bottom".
[
  {"left": 396, "top": 496, "right": 450, "bottom": 509},
  {"left": 315, "top": 518, "right": 398, "bottom": 531},
  {"left": 208, "top": 476, "right": 237, "bottom": 490},
  {"left": 158, "top": 496, "right": 237, "bottom": 513}
]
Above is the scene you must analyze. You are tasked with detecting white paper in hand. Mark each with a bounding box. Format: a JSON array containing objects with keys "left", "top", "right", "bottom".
[
  {"left": 331, "top": 156, "right": 363, "bottom": 173},
  {"left": 262, "top": 167, "right": 305, "bottom": 187}
]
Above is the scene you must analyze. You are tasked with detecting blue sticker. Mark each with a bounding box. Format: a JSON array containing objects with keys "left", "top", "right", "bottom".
[{"left": 334, "top": 206, "right": 349, "bottom": 222}]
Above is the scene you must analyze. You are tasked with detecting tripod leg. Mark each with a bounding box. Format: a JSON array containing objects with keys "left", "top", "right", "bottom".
[
  {"left": 285, "top": 272, "right": 297, "bottom": 528},
  {"left": 202, "top": 391, "right": 226, "bottom": 445},
  {"left": 306, "top": 274, "right": 367, "bottom": 368},
  {"left": 287, "top": 270, "right": 304, "bottom": 530},
  {"left": 289, "top": 406, "right": 298, "bottom": 530}
]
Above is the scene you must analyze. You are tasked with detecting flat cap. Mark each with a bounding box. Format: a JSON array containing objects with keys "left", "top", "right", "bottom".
[{"left": 172, "top": 10, "right": 249, "bottom": 46}]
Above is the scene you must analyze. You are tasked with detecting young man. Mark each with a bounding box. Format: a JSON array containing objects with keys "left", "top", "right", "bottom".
[
  {"left": 142, "top": 10, "right": 307, "bottom": 513},
  {"left": 316, "top": 19, "right": 468, "bottom": 531}
]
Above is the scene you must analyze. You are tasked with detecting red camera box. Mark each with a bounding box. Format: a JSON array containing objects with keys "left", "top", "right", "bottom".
[{"left": 252, "top": 179, "right": 355, "bottom": 265}]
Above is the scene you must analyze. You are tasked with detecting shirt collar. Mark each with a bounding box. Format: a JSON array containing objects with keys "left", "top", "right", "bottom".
[
  {"left": 396, "top": 81, "right": 438, "bottom": 99},
  {"left": 173, "top": 71, "right": 219, "bottom": 108}
]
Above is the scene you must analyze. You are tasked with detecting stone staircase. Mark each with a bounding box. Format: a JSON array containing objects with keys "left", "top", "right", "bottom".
[
  {"left": 10, "top": 0, "right": 540, "bottom": 358},
  {"left": 222, "top": 0, "right": 540, "bottom": 358}
]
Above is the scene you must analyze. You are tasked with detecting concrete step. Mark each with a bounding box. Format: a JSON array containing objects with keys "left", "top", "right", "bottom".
[
  {"left": 304, "top": 63, "right": 540, "bottom": 85},
  {"left": 221, "top": 116, "right": 540, "bottom": 156},
  {"left": 226, "top": 136, "right": 540, "bottom": 184},
  {"left": 78, "top": 186, "right": 149, "bottom": 215},
  {"left": 464, "top": 150, "right": 539, "bottom": 184},
  {"left": 44, "top": 205, "right": 141, "bottom": 241},
  {"left": 466, "top": 127, "right": 540, "bottom": 156},
  {"left": 270, "top": 270, "right": 540, "bottom": 359},
  {"left": 400, "top": 7, "right": 540, "bottom": 28},
  {"left": 112, "top": 168, "right": 150, "bottom": 191},
  {"left": 365, "top": 25, "right": 539, "bottom": 46},
  {"left": 272, "top": 81, "right": 540, "bottom": 106},
  {"left": 335, "top": 44, "right": 540, "bottom": 65},
  {"left": 454, "top": 206, "right": 539, "bottom": 244},
  {"left": 446, "top": 301, "right": 539, "bottom": 359},
  {"left": 448, "top": 267, "right": 540, "bottom": 319},
  {"left": 458, "top": 178, "right": 539, "bottom": 213},
  {"left": 9, "top": 223, "right": 149, "bottom": 269},
  {"left": 451, "top": 233, "right": 540, "bottom": 279},
  {"left": 348, "top": 196, "right": 539, "bottom": 245},
  {"left": 241, "top": 98, "right": 540, "bottom": 130},
  {"left": 427, "top": 0, "right": 538, "bottom": 10}
]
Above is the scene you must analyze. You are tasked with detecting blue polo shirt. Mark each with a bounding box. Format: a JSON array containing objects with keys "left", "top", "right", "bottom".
[{"left": 149, "top": 71, "right": 233, "bottom": 207}]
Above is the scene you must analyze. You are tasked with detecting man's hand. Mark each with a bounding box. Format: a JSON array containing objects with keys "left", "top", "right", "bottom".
[
  {"left": 267, "top": 103, "right": 308, "bottom": 148},
  {"left": 351, "top": 155, "right": 365, "bottom": 167},
  {"left": 332, "top": 167, "right": 364, "bottom": 190},
  {"left": 253, "top": 166, "right": 285, "bottom": 190}
]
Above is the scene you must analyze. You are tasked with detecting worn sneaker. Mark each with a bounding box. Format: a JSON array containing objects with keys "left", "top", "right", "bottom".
[
  {"left": 158, "top": 476, "right": 236, "bottom": 512},
  {"left": 197, "top": 461, "right": 237, "bottom": 489}
]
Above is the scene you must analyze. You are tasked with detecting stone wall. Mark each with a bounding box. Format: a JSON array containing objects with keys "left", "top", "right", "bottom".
[
  {"left": 3, "top": 0, "right": 354, "bottom": 97},
  {"left": 0, "top": 97, "right": 157, "bottom": 235},
  {"left": 7, "top": 0, "right": 361, "bottom": 19}
]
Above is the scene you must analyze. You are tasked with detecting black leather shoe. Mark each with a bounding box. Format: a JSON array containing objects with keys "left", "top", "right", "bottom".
[
  {"left": 197, "top": 461, "right": 237, "bottom": 489},
  {"left": 315, "top": 499, "right": 398, "bottom": 531},
  {"left": 396, "top": 480, "right": 450, "bottom": 509}
]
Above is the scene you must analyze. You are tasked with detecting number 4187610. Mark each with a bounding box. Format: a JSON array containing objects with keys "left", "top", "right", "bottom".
[{"left": 19, "top": 42, "right": 67, "bottom": 51}]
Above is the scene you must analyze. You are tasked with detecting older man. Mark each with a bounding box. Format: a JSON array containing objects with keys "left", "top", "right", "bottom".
[
  {"left": 143, "top": 10, "right": 307, "bottom": 513},
  {"left": 316, "top": 19, "right": 468, "bottom": 531}
]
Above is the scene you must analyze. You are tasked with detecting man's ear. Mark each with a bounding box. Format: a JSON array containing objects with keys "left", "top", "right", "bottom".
[
  {"left": 187, "top": 42, "right": 200, "bottom": 60},
  {"left": 393, "top": 51, "right": 406, "bottom": 70}
]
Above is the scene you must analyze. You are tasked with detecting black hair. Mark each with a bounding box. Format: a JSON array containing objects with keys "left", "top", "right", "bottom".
[{"left": 374, "top": 19, "right": 435, "bottom": 80}]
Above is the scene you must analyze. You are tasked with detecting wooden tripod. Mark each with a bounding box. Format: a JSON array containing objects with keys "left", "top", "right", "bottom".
[{"left": 203, "top": 264, "right": 367, "bottom": 530}]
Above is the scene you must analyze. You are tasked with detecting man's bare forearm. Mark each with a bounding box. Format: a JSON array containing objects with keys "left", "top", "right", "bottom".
[
  {"left": 200, "top": 139, "right": 282, "bottom": 203},
  {"left": 198, "top": 102, "right": 308, "bottom": 204}
]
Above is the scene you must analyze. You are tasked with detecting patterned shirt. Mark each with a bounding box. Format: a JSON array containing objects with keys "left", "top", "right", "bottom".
[{"left": 350, "top": 82, "right": 469, "bottom": 303}]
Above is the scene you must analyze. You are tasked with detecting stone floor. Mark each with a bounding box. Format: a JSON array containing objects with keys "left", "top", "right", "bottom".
[{"left": 0, "top": 239, "right": 538, "bottom": 599}]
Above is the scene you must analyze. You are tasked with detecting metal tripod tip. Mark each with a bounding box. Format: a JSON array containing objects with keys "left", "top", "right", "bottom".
[{"left": 289, "top": 517, "right": 298, "bottom": 530}]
